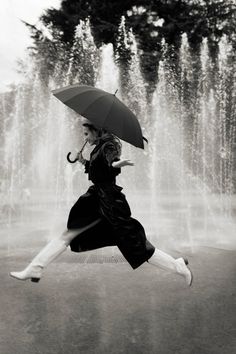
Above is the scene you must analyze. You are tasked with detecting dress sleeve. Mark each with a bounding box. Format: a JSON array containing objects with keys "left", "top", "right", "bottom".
[{"left": 101, "top": 141, "right": 121, "bottom": 166}]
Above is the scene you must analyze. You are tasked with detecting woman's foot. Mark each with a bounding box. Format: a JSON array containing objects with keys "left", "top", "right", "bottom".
[
  {"left": 147, "top": 249, "right": 193, "bottom": 287},
  {"left": 10, "top": 265, "right": 43, "bottom": 282},
  {"left": 175, "top": 258, "right": 193, "bottom": 286},
  {"left": 10, "top": 238, "right": 67, "bottom": 283}
]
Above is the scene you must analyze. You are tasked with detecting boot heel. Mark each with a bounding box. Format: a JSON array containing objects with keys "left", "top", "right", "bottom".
[{"left": 31, "top": 277, "right": 40, "bottom": 283}]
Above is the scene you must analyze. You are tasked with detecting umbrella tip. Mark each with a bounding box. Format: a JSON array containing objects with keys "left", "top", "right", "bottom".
[{"left": 114, "top": 89, "right": 118, "bottom": 96}]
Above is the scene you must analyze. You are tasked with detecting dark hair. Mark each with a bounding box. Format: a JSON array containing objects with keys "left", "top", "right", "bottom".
[
  {"left": 82, "top": 122, "right": 98, "bottom": 132},
  {"left": 83, "top": 122, "right": 107, "bottom": 138},
  {"left": 83, "top": 122, "right": 121, "bottom": 151}
]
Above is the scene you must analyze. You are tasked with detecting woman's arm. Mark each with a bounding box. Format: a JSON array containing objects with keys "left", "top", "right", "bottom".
[
  {"left": 112, "top": 159, "right": 134, "bottom": 168},
  {"left": 102, "top": 141, "right": 134, "bottom": 168},
  {"left": 76, "top": 152, "right": 90, "bottom": 173},
  {"left": 102, "top": 141, "right": 121, "bottom": 166},
  {"left": 76, "top": 152, "right": 85, "bottom": 164}
]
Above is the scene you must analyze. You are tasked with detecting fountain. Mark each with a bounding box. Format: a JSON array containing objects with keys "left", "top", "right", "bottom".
[
  {"left": 149, "top": 34, "right": 236, "bottom": 249},
  {"left": 0, "top": 20, "right": 235, "bottom": 251}
]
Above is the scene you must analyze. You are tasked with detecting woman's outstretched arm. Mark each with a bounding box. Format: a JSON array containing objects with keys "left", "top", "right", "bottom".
[
  {"left": 112, "top": 159, "right": 134, "bottom": 168},
  {"left": 101, "top": 140, "right": 134, "bottom": 168}
]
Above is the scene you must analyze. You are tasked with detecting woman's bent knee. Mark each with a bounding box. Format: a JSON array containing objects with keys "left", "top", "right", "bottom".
[
  {"left": 60, "top": 219, "right": 101, "bottom": 245},
  {"left": 60, "top": 229, "right": 79, "bottom": 245}
]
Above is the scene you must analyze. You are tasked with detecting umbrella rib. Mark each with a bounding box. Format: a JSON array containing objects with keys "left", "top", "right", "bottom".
[
  {"left": 81, "top": 94, "right": 114, "bottom": 126},
  {"left": 102, "top": 94, "right": 117, "bottom": 129},
  {"left": 64, "top": 91, "right": 108, "bottom": 113},
  {"left": 102, "top": 96, "right": 139, "bottom": 145}
]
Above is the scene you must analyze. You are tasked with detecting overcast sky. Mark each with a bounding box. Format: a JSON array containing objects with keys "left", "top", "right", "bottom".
[{"left": 0, "top": 0, "right": 61, "bottom": 92}]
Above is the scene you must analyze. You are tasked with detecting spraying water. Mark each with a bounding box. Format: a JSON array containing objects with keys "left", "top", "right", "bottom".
[{"left": 0, "top": 21, "right": 235, "bottom": 250}]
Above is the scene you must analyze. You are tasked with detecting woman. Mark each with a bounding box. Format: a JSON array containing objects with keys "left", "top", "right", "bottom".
[{"left": 10, "top": 119, "right": 193, "bottom": 286}]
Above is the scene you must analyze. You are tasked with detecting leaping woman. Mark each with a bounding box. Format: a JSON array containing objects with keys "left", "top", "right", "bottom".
[{"left": 10, "top": 119, "right": 193, "bottom": 286}]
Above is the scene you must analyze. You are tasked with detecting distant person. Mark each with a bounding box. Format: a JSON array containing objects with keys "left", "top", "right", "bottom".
[{"left": 10, "top": 119, "right": 193, "bottom": 286}]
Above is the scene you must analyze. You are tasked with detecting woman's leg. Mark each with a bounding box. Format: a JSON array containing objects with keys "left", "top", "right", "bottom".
[
  {"left": 10, "top": 219, "right": 101, "bottom": 282},
  {"left": 60, "top": 218, "right": 101, "bottom": 245},
  {"left": 147, "top": 249, "right": 193, "bottom": 286}
]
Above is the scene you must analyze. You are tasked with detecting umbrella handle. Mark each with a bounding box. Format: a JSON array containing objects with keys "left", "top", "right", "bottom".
[
  {"left": 67, "top": 152, "right": 78, "bottom": 163},
  {"left": 66, "top": 140, "right": 88, "bottom": 164}
]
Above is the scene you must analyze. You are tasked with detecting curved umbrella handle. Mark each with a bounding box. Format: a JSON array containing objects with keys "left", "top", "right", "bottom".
[
  {"left": 67, "top": 152, "right": 78, "bottom": 164},
  {"left": 66, "top": 140, "right": 88, "bottom": 164}
]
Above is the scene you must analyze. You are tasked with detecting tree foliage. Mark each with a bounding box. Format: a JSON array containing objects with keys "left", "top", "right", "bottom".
[{"left": 25, "top": 0, "right": 235, "bottom": 87}]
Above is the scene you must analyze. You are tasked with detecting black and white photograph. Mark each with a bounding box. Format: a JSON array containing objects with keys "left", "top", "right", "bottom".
[{"left": 1, "top": 1, "right": 236, "bottom": 353}]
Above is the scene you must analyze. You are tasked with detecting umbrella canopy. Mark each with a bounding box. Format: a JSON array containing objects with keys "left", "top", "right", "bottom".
[{"left": 52, "top": 84, "right": 145, "bottom": 149}]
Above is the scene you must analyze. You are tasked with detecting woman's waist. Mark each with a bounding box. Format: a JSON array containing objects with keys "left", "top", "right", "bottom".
[
  {"left": 89, "top": 176, "right": 117, "bottom": 185},
  {"left": 91, "top": 181, "right": 122, "bottom": 192},
  {"left": 93, "top": 181, "right": 117, "bottom": 188}
]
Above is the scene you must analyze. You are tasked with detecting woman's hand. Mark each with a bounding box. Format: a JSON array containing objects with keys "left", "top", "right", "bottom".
[
  {"left": 112, "top": 159, "right": 134, "bottom": 168},
  {"left": 76, "top": 152, "right": 86, "bottom": 165}
]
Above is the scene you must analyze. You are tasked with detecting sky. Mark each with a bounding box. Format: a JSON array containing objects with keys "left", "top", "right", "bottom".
[{"left": 0, "top": 0, "right": 61, "bottom": 92}]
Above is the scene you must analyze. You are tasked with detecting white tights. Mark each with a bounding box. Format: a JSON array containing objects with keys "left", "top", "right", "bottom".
[{"left": 147, "top": 249, "right": 178, "bottom": 272}]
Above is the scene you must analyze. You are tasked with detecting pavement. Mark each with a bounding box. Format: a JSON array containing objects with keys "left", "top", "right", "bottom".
[{"left": 1, "top": 242, "right": 236, "bottom": 354}]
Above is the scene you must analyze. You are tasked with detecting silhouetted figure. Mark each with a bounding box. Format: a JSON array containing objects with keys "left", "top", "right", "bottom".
[{"left": 10, "top": 120, "right": 193, "bottom": 286}]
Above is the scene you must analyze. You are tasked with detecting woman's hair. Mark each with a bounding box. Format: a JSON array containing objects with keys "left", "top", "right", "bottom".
[
  {"left": 82, "top": 122, "right": 107, "bottom": 138},
  {"left": 83, "top": 122, "right": 121, "bottom": 152},
  {"left": 82, "top": 122, "right": 98, "bottom": 133}
]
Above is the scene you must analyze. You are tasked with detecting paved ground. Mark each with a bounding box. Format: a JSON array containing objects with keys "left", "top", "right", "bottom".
[{"left": 1, "top": 242, "right": 236, "bottom": 354}]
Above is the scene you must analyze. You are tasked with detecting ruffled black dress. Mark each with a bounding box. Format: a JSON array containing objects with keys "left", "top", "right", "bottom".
[{"left": 67, "top": 135, "right": 155, "bottom": 269}]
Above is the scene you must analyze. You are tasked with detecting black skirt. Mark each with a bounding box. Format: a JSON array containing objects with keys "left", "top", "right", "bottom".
[{"left": 67, "top": 184, "right": 155, "bottom": 269}]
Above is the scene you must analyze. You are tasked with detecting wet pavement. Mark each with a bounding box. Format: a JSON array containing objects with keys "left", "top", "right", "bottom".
[{"left": 1, "top": 244, "right": 236, "bottom": 354}]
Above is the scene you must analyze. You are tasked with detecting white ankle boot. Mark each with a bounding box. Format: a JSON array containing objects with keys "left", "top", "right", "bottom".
[
  {"left": 175, "top": 257, "right": 193, "bottom": 286},
  {"left": 10, "top": 265, "right": 43, "bottom": 282},
  {"left": 10, "top": 239, "right": 67, "bottom": 282},
  {"left": 148, "top": 249, "right": 193, "bottom": 286}
]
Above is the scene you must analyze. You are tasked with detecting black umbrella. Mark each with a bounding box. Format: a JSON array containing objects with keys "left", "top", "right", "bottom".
[{"left": 52, "top": 84, "right": 146, "bottom": 149}]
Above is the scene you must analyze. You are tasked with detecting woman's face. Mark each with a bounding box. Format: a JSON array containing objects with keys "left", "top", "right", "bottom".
[{"left": 82, "top": 125, "right": 98, "bottom": 145}]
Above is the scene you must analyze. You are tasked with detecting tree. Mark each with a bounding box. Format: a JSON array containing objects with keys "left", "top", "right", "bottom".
[{"left": 25, "top": 0, "right": 235, "bottom": 88}]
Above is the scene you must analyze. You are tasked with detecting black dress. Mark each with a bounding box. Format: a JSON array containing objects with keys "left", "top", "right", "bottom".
[{"left": 67, "top": 135, "right": 155, "bottom": 269}]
